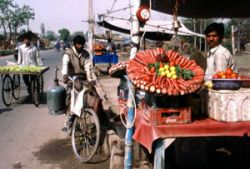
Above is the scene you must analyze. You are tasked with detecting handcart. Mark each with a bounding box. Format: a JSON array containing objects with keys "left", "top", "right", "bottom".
[{"left": 0, "top": 66, "right": 49, "bottom": 107}]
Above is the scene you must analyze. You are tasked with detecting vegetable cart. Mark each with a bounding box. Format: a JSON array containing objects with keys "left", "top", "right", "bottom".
[{"left": 0, "top": 66, "right": 49, "bottom": 107}]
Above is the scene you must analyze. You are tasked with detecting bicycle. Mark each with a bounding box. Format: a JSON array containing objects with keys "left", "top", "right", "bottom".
[
  {"left": 68, "top": 76, "right": 101, "bottom": 162},
  {"left": 51, "top": 69, "right": 101, "bottom": 163}
]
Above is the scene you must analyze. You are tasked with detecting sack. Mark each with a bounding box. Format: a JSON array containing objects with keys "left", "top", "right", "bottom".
[{"left": 86, "top": 92, "right": 102, "bottom": 113}]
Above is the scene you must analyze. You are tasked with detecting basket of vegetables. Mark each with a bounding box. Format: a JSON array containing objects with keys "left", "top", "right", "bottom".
[
  {"left": 127, "top": 48, "right": 204, "bottom": 96},
  {"left": 211, "top": 68, "right": 250, "bottom": 89}
]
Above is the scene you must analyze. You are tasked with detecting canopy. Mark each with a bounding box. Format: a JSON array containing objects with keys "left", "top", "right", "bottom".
[
  {"left": 141, "top": 0, "right": 250, "bottom": 18},
  {"left": 97, "top": 18, "right": 204, "bottom": 41}
]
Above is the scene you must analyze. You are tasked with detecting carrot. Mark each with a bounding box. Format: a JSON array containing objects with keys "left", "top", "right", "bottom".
[
  {"left": 172, "top": 52, "right": 180, "bottom": 61},
  {"left": 156, "top": 88, "right": 161, "bottom": 94},
  {"left": 161, "top": 88, "right": 167, "bottom": 94},
  {"left": 175, "top": 57, "right": 181, "bottom": 65},
  {"left": 140, "top": 84, "right": 145, "bottom": 90},
  {"left": 170, "top": 79, "right": 181, "bottom": 93},
  {"left": 167, "top": 88, "right": 173, "bottom": 96},
  {"left": 165, "top": 50, "right": 174, "bottom": 60},
  {"left": 149, "top": 85, "right": 156, "bottom": 93}
]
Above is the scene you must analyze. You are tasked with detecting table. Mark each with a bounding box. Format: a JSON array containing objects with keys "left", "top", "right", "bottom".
[
  {"left": 93, "top": 54, "right": 118, "bottom": 65},
  {"left": 133, "top": 109, "right": 250, "bottom": 168}
]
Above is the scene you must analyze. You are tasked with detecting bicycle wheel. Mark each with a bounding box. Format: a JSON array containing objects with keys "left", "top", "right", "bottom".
[
  {"left": 12, "top": 74, "right": 20, "bottom": 100},
  {"left": 1, "top": 74, "right": 13, "bottom": 106},
  {"left": 31, "top": 77, "right": 40, "bottom": 107},
  {"left": 71, "top": 108, "right": 100, "bottom": 163}
]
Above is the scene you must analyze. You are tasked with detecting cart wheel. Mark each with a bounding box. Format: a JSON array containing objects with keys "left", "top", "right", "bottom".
[
  {"left": 1, "top": 74, "right": 13, "bottom": 106},
  {"left": 31, "top": 77, "right": 40, "bottom": 107},
  {"left": 71, "top": 108, "right": 100, "bottom": 163},
  {"left": 12, "top": 74, "right": 20, "bottom": 100}
]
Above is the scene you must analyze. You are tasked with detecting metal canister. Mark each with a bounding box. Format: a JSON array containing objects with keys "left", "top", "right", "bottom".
[{"left": 47, "top": 85, "right": 66, "bottom": 115}]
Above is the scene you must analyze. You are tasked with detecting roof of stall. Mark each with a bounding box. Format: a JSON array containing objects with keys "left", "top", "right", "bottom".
[
  {"left": 97, "top": 18, "right": 204, "bottom": 41},
  {"left": 141, "top": 0, "right": 250, "bottom": 18}
]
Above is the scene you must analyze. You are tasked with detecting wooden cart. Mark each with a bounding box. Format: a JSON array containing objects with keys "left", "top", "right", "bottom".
[{"left": 0, "top": 66, "right": 49, "bottom": 107}]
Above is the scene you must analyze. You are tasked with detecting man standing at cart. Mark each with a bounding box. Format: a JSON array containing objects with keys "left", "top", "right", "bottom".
[
  {"left": 61, "top": 35, "right": 93, "bottom": 133},
  {"left": 203, "top": 22, "right": 238, "bottom": 156},
  {"left": 17, "top": 31, "right": 43, "bottom": 94},
  {"left": 204, "top": 22, "right": 237, "bottom": 80}
]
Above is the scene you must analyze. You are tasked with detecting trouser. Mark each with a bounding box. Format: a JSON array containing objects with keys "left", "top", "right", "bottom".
[{"left": 23, "top": 75, "right": 36, "bottom": 93}]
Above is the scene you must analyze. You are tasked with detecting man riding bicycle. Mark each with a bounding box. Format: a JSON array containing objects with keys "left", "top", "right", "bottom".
[{"left": 61, "top": 35, "right": 93, "bottom": 132}]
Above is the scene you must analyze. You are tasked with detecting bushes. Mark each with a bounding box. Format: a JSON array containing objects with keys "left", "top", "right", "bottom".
[{"left": 0, "top": 50, "right": 14, "bottom": 56}]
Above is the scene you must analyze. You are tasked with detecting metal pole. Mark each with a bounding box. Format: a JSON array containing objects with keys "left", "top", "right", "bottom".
[
  {"left": 193, "top": 19, "right": 196, "bottom": 49},
  {"left": 231, "top": 25, "right": 236, "bottom": 58},
  {"left": 124, "top": 0, "right": 141, "bottom": 168}
]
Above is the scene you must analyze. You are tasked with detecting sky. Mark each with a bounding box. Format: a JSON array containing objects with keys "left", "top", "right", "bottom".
[{"left": 14, "top": 0, "right": 170, "bottom": 35}]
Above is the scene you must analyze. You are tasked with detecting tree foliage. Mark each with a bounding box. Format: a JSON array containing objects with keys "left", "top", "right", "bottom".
[
  {"left": 46, "top": 30, "right": 57, "bottom": 41},
  {"left": 58, "top": 28, "right": 70, "bottom": 42},
  {"left": 0, "top": 0, "right": 34, "bottom": 41},
  {"left": 227, "top": 18, "right": 250, "bottom": 50}
]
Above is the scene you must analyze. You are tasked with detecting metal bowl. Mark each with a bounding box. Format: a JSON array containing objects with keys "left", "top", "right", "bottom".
[{"left": 212, "top": 79, "right": 242, "bottom": 90}]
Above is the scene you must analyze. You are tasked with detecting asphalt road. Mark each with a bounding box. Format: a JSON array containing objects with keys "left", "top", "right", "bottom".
[{"left": 0, "top": 49, "right": 109, "bottom": 169}]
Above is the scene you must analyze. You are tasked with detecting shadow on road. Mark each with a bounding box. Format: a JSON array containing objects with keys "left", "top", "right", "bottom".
[
  {"left": 33, "top": 138, "right": 110, "bottom": 169},
  {"left": 0, "top": 107, "right": 13, "bottom": 114}
]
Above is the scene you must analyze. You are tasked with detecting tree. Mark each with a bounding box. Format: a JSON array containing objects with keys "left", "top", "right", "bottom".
[
  {"left": 0, "top": 0, "right": 14, "bottom": 39},
  {"left": 0, "top": 0, "right": 34, "bottom": 41},
  {"left": 11, "top": 4, "right": 35, "bottom": 40},
  {"left": 58, "top": 28, "right": 70, "bottom": 42},
  {"left": 46, "top": 30, "right": 57, "bottom": 41},
  {"left": 227, "top": 18, "right": 250, "bottom": 51}
]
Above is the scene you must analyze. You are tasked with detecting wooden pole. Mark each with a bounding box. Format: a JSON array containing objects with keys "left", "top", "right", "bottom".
[{"left": 88, "top": 0, "right": 95, "bottom": 60}]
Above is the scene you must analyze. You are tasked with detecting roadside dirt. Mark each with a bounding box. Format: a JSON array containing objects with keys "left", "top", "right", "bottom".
[{"left": 34, "top": 138, "right": 110, "bottom": 169}]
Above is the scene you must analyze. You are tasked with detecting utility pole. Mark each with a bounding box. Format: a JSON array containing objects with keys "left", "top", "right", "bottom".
[
  {"left": 124, "top": 0, "right": 141, "bottom": 169},
  {"left": 88, "top": 0, "right": 95, "bottom": 59},
  {"left": 231, "top": 25, "right": 236, "bottom": 58}
]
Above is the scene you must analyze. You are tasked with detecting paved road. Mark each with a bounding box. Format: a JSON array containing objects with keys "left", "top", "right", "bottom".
[{"left": 0, "top": 50, "right": 109, "bottom": 169}]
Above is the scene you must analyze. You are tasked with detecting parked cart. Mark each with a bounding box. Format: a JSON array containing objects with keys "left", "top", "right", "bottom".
[{"left": 0, "top": 65, "right": 49, "bottom": 107}]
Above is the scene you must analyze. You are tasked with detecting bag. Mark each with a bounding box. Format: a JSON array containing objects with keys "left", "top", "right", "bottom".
[{"left": 86, "top": 92, "right": 102, "bottom": 113}]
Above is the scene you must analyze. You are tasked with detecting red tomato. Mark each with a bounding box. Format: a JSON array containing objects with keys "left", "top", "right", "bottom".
[
  {"left": 231, "top": 72, "right": 238, "bottom": 79},
  {"left": 212, "top": 74, "right": 219, "bottom": 79},
  {"left": 221, "top": 74, "right": 226, "bottom": 79},
  {"left": 225, "top": 68, "right": 233, "bottom": 75}
]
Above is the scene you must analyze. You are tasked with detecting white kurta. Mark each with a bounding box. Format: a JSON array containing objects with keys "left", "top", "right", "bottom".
[{"left": 17, "top": 44, "right": 42, "bottom": 66}]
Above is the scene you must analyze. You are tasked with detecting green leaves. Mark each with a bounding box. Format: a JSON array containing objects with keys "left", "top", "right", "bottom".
[{"left": 175, "top": 65, "right": 195, "bottom": 80}]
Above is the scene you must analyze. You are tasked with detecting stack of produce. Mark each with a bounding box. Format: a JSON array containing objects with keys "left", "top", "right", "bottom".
[
  {"left": 0, "top": 65, "right": 44, "bottom": 73},
  {"left": 127, "top": 48, "right": 204, "bottom": 95}
]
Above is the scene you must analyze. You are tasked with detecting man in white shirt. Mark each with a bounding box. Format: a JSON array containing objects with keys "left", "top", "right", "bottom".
[
  {"left": 17, "top": 32, "right": 43, "bottom": 94},
  {"left": 204, "top": 22, "right": 237, "bottom": 80}
]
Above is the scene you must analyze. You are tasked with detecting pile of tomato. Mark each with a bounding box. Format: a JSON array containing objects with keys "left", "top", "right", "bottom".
[{"left": 212, "top": 68, "right": 240, "bottom": 79}]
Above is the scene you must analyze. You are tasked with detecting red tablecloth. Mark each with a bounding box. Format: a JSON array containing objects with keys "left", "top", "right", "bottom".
[{"left": 133, "top": 109, "right": 250, "bottom": 153}]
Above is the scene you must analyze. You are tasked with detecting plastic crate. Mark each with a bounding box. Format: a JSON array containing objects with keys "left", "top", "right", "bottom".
[{"left": 149, "top": 107, "right": 192, "bottom": 125}]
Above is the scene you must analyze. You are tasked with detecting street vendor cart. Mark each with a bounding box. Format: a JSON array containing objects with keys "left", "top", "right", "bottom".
[{"left": 0, "top": 65, "right": 49, "bottom": 107}]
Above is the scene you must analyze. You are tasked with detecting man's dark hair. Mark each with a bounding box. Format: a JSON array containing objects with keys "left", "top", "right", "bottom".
[
  {"left": 204, "top": 22, "right": 225, "bottom": 39},
  {"left": 73, "top": 35, "right": 86, "bottom": 45}
]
